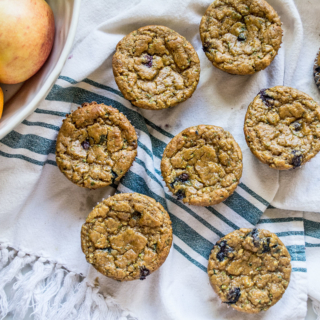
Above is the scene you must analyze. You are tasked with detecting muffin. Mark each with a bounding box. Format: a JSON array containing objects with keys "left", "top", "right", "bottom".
[
  {"left": 208, "top": 228, "right": 291, "bottom": 313},
  {"left": 200, "top": 0, "right": 282, "bottom": 75},
  {"left": 56, "top": 102, "right": 137, "bottom": 188},
  {"left": 244, "top": 86, "right": 320, "bottom": 169},
  {"left": 113, "top": 25, "right": 200, "bottom": 110},
  {"left": 161, "top": 125, "right": 243, "bottom": 206},
  {"left": 81, "top": 193, "right": 173, "bottom": 281}
]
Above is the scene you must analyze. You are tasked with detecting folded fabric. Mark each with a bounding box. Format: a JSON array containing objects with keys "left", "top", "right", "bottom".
[
  {"left": 0, "top": 0, "right": 319, "bottom": 319},
  {"left": 304, "top": 212, "right": 320, "bottom": 314}
]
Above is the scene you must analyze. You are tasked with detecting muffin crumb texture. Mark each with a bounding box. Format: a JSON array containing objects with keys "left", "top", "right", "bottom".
[
  {"left": 244, "top": 86, "right": 320, "bottom": 170},
  {"left": 161, "top": 125, "right": 242, "bottom": 206},
  {"left": 200, "top": 0, "right": 283, "bottom": 75},
  {"left": 81, "top": 193, "right": 173, "bottom": 281},
  {"left": 113, "top": 25, "right": 200, "bottom": 110},
  {"left": 208, "top": 228, "right": 291, "bottom": 313},
  {"left": 56, "top": 102, "right": 137, "bottom": 189}
]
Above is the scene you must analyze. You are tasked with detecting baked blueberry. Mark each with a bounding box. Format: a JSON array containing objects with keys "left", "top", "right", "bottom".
[
  {"left": 81, "top": 140, "right": 90, "bottom": 150},
  {"left": 176, "top": 189, "right": 186, "bottom": 200},
  {"left": 216, "top": 240, "right": 233, "bottom": 261},
  {"left": 178, "top": 173, "right": 189, "bottom": 182},
  {"left": 169, "top": 178, "right": 178, "bottom": 189},
  {"left": 143, "top": 54, "right": 153, "bottom": 68},
  {"left": 291, "top": 122, "right": 302, "bottom": 131},
  {"left": 292, "top": 151, "right": 303, "bottom": 168},
  {"left": 226, "top": 287, "right": 241, "bottom": 304},
  {"left": 202, "top": 42, "right": 211, "bottom": 53},
  {"left": 259, "top": 89, "right": 274, "bottom": 108},
  {"left": 262, "top": 237, "right": 271, "bottom": 253},
  {"left": 248, "top": 228, "right": 260, "bottom": 247},
  {"left": 237, "top": 33, "right": 246, "bottom": 41},
  {"left": 169, "top": 173, "right": 189, "bottom": 189},
  {"left": 140, "top": 266, "right": 150, "bottom": 280}
]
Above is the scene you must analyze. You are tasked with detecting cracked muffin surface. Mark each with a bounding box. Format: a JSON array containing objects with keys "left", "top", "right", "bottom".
[
  {"left": 112, "top": 25, "right": 200, "bottom": 110},
  {"left": 81, "top": 193, "right": 173, "bottom": 281},
  {"left": 208, "top": 228, "right": 291, "bottom": 313},
  {"left": 161, "top": 125, "right": 243, "bottom": 206},
  {"left": 244, "top": 86, "right": 320, "bottom": 170},
  {"left": 200, "top": 0, "right": 282, "bottom": 75},
  {"left": 56, "top": 102, "right": 137, "bottom": 189}
]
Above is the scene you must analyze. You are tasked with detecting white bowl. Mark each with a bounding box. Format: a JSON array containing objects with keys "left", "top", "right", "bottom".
[{"left": 0, "top": 0, "right": 81, "bottom": 140}]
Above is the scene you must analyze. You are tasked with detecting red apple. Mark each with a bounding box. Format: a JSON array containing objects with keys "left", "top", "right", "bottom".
[{"left": 0, "top": 0, "right": 55, "bottom": 84}]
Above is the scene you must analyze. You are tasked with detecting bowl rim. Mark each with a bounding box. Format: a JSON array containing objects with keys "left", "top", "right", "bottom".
[{"left": 0, "top": 0, "right": 82, "bottom": 140}]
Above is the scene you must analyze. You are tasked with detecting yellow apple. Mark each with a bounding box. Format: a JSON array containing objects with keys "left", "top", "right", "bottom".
[{"left": 0, "top": 0, "right": 55, "bottom": 84}]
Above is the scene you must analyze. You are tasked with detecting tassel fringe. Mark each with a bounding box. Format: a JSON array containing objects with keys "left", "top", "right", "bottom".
[{"left": 0, "top": 244, "right": 138, "bottom": 320}]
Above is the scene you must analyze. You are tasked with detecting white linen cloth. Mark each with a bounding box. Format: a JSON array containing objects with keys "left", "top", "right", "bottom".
[
  {"left": 0, "top": 0, "right": 319, "bottom": 319},
  {"left": 304, "top": 212, "right": 320, "bottom": 319}
]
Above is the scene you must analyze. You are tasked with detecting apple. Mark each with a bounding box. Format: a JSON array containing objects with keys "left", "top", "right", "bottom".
[
  {"left": 0, "top": 87, "right": 3, "bottom": 118},
  {"left": 0, "top": 0, "right": 55, "bottom": 84}
]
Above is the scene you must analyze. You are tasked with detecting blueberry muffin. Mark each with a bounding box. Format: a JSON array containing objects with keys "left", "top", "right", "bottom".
[
  {"left": 81, "top": 193, "right": 173, "bottom": 281},
  {"left": 200, "top": 0, "right": 282, "bottom": 75},
  {"left": 161, "top": 125, "right": 243, "bottom": 206},
  {"left": 56, "top": 102, "right": 137, "bottom": 188},
  {"left": 208, "top": 228, "right": 291, "bottom": 313},
  {"left": 244, "top": 86, "right": 320, "bottom": 170},
  {"left": 112, "top": 25, "right": 200, "bottom": 110}
]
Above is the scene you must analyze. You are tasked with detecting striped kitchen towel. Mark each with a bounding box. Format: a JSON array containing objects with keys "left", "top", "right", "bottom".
[
  {"left": 304, "top": 212, "right": 320, "bottom": 317},
  {"left": 0, "top": 0, "right": 319, "bottom": 319},
  {"left": 0, "top": 75, "right": 308, "bottom": 320}
]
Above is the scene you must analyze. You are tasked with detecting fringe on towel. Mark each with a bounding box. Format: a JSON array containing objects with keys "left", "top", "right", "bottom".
[{"left": 0, "top": 244, "right": 138, "bottom": 320}]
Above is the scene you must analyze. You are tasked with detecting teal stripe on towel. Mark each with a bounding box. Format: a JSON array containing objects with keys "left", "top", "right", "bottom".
[
  {"left": 1, "top": 131, "right": 56, "bottom": 155},
  {"left": 292, "top": 268, "right": 307, "bottom": 273},
  {"left": 223, "top": 191, "right": 262, "bottom": 225},
  {"left": 258, "top": 218, "right": 304, "bottom": 224},
  {"left": 173, "top": 244, "right": 206, "bottom": 273},
  {"left": 0, "top": 150, "right": 56, "bottom": 167},
  {"left": 304, "top": 219, "right": 320, "bottom": 239},
  {"left": 305, "top": 242, "right": 320, "bottom": 247},
  {"left": 286, "top": 245, "right": 306, "bottom": 261},
  {"left": 35, "top": 108, "right": 67, "bottom": 117},
  {"left": 59, "top": 75, "right": 124, "bottom": 98},
  {"left": 276, "top": 231, "right": 304, "bottom": 237},
  {"left": 238, "top": 182, "right": 269, "bottom": 207},
  {"left": 22, "top": 120, "right": 60, "bottom": 132}
]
